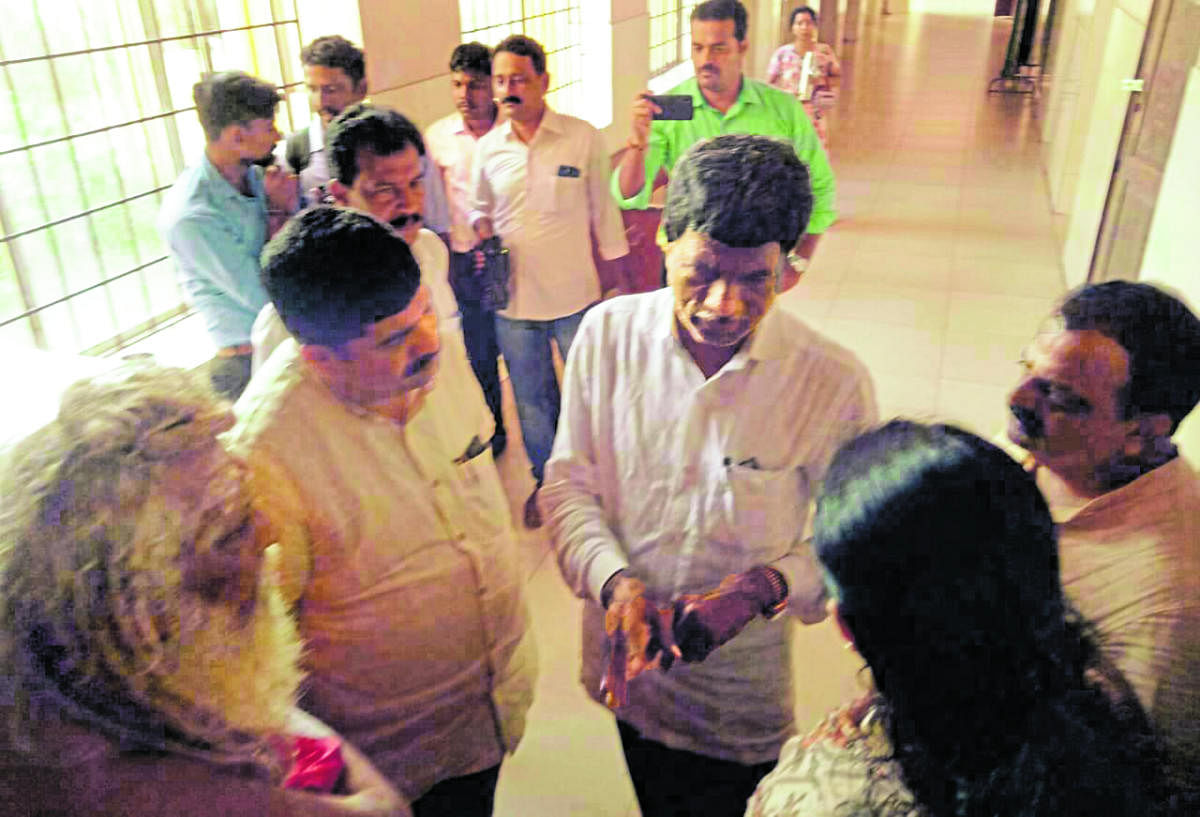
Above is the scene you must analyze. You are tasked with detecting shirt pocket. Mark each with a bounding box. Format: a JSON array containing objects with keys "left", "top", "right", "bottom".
[
  {"left": 528, "top": 167, "right": 585, "bottom": 213},
  {"left": 725, "top": 465, "right": 809, "bottom": 560}
]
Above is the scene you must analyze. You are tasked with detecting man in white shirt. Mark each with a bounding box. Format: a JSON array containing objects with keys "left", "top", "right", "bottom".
[
  {"left": 426, "top": 42, "right": 507, "bottom": 457},
  {"left": 229, "top": 207, "right": 536, "bottom": 816},
  {"left": 1002, "top": 281, "right": 1200, "bottom": 800},
  {"left": 543, "top": 134, "right": 875, "bottom": 816},
  {"left": 469, "top": 34, "right": 629, "bottom": 529},
  {"left": 281, "top": 35, "right": 449, "bottom": 235}
]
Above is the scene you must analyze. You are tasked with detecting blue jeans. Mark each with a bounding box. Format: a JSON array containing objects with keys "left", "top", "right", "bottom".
[{"left": 495, "top": 307, "right": 589, "bottom": 482}]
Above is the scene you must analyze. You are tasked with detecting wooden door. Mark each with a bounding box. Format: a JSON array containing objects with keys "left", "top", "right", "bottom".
[{"left": 1090, "top": 0, "right": 1200, "bottom": 282}]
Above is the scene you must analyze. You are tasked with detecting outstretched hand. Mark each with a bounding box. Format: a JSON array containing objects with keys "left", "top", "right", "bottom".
[
  {"left": 602, "top": 575, "right": 680, "bottom": 708},
  {"left": 672, "top": 568, "right": 785, "bottom": 663}
]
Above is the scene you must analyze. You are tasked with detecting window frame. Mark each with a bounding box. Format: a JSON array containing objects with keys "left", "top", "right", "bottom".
[
  {"left": 457, "top": 0, "right": 585, "bottom": 119},
  {"left": 0, "top": 0, "right": 308, "bottom": 356}
]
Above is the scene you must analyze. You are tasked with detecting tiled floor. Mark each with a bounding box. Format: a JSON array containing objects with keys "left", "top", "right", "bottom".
[{"left": 491, "top": 10, "right": 1066, "bottom": 816}]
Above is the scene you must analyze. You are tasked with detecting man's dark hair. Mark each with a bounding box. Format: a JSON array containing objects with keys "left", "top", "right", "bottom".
[
  {"left": 192, "top": 71, "right": 280, "bottom": 142},
  {"left": 790, "top": 5, "right": 818, "bottom": 26},
  {"left": 663, "top": 134, "right": 812, "bottom": 252},
  {"left": 1059, "top": 281, "right": 1200, "bottom": 433},
  {"left": 301, "top": 35, "right": 366, "bottom": 85},
  {"left": 692, "top": 0, "right": 749, "bottom": 41},
  {"left": 494, "top": 34, "right": 547, "bottom": 75},
  {"left": 326, "top": 104, "right": 425, "bottom": 186},
  {"left": 450, "top": 42, "right": 492, "bottom": 75},
  {"left": 260, "top": 206, "right": 421, "bottom": 349}
]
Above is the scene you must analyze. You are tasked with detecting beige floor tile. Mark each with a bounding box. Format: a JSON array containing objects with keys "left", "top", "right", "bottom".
[
  {"left": 952, "top": 229, "right": 1060, "bottom": 264},
  {"left": 947, "top": 291, "right": 1057, "bottom": 338},
  {"left": 871, "top": 372, "right": 941, "bottom": 419},
  {"left": 950, "top": 254, "right": 1066, "bottom": 298},
  {"left": 776, "top": 279, "right": 841, "bottom": 324},
  {"left": 935, "top": 378, "right": 1012, "bottom": 438},
  {"left": 872, "top": 181, "right": 962, "bottom": 210},
  {"left": 851, "top": 226, "right": 961, "bottom": 259},
  {"left": 940, "top": 328, "right": 1026, "bottom": 387},
  {"left": 820, "top": 317, "right": 946, "bottom": 379},
  {"left": 829, "top": 282, "right": 951, "bottom": 330},
  {"left": 792, "top": 619, "right": 867, "bottom": 732},
  {"left": 844, "top": 250, "right": 953, "bottom": 290},
  {"left": 495, "top": 564, "right": 637, "bottom": 817},
  {"left": 885, "top": 162, "right": 966, "bottom": 186}
]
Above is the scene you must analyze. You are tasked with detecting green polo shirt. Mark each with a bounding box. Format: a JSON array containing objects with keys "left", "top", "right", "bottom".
[{"left": 612, "top": 76, "right": 836, "bottom": 234}]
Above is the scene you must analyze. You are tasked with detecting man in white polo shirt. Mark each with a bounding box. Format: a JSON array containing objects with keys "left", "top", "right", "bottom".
[{"left": 469, "top": 34, "right": 629, "bottom": 528}]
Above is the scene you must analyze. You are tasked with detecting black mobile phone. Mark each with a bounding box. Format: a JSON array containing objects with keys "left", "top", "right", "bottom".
[{"left": 648, "top": 94, "right": 694, "bottom": 120}]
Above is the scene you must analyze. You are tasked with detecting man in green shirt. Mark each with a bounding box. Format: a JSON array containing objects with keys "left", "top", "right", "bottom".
[{"left": 614, "top": 0, "right": 835, "bottom": 287}]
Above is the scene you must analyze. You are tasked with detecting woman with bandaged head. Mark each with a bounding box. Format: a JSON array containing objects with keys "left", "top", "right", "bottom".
[
  {"left": 747, "top": 421, "right": 1177, "bottom": 817},
  {"left": 0, "top": 363, "right": 406, "bottom": 816}
]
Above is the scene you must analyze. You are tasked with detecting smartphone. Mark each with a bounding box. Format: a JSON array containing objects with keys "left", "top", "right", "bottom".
[{"left": 648, "top": 94, "right": 694, "bottom": 121}]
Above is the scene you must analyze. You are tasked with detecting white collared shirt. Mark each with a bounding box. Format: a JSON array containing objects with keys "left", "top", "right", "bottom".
[
  {"left": 468, "top": 107, "right": 629, "bottom": 320},
  {"left": 426, "top": 112, "right": 491, "bottom": 253},
  {"left": 543, "top": 289, "right": 877, "bottom": 762}
]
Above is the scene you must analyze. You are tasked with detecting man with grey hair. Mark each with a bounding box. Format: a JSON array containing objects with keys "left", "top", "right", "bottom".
[
  {"left": 544, "top": 133, "right": 875, "bottom": 816},
  {"left": 0, "top": 364, "right": 405, "bottom": 816}
]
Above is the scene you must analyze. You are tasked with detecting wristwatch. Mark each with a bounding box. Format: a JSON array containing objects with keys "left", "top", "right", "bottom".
[{"left": 760, "top": 567, "right": 790, "bottom": 620}]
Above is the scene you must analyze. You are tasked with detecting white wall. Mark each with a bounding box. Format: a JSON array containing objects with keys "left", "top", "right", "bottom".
[
  {"left": 1059, "top": 2, "right": 1147, "bottom": 286},
  {"left": 1040, "top": 0, "right": 1150, "bottom": 286},
  {"left": 1140, "top": 61, "right": 1200, "bottom": 460}
]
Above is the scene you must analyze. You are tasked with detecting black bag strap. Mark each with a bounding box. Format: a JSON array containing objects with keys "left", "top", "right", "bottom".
[{"left": 285, "top": 127, "right": 311, "bottom": 173}]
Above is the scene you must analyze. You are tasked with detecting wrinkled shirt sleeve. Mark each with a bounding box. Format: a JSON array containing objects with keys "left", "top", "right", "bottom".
[{"left": 542, "top": 312, "right": 631, "bottom": 602}]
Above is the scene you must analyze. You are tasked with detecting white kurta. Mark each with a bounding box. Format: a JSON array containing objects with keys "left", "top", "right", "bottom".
[
  {"left": 543, "top": 289, "right": 876, "bottom": 763},
  {"left": 228, "top": 337, "right": 536, "bottom": 801}
]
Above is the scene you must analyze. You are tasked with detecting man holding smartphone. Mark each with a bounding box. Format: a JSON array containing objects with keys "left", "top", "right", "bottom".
[{"left": 614, "top": 0, "right": 835, "bottom": 286}]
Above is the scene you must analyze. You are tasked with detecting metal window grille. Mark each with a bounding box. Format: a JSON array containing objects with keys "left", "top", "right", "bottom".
[
  {"left": 0, "top": 0, "right": 309, "bottom": 356},
  {"left": 458, "top": 0, "right": 583, "bottom": 118},
  {"left": 649, "top": 0, "right": 697, "bottom": 77}
]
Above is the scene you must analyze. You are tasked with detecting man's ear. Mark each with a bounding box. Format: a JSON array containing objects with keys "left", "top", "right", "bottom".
[
  {"left": 299, "top": 343, "right": 337, "bottom": 373},
  {"left": 540, "top": 71, "right": 551, "bottom": 94},
  {"left": 353, "top": 79, "right": 368, "bottom": 100},
  {"left": 776, "top": 251, "right": 802, "bottom": 293},
  {"left": 326, "top": 179, "right": 351, "bottom": 205},
  {"left": 737, "top": 38, "right": 749, "bottom": 56}
]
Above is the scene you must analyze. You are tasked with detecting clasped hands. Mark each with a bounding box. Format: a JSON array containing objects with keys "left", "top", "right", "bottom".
[{"left": 601, "top": 568, "right": 785, "bottom": 708}]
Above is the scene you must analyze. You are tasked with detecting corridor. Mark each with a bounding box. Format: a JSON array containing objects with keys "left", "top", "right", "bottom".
[{"left": 490, "top": 9, "right": 1067, "bottom": 816}]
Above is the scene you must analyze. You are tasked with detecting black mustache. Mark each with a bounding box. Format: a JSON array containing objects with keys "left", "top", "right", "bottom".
[
  {"left": 250, "top": 153, "right": 277, "bottom": 168},
  {"left": 500, "top": 95, "right": 521, "bottom": 105},
  {"left": 1009, "top": 404, "right": 1043, "bottom": 439},
  {"left": 391, "top": 213, "right": 422, "bottom": 229}
]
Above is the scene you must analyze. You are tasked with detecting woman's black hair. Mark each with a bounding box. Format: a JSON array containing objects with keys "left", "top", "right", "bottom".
[
  {"left": 814, "top": 420, "right": 1171, "bottom": 817},
  {"left": 790, "top": 5, "right": 818, "bottom": 27}
]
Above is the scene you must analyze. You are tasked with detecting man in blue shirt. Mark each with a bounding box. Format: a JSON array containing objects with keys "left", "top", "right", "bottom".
[{"left": 159, "top": 71, "right": 297, "bottom": 399}]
